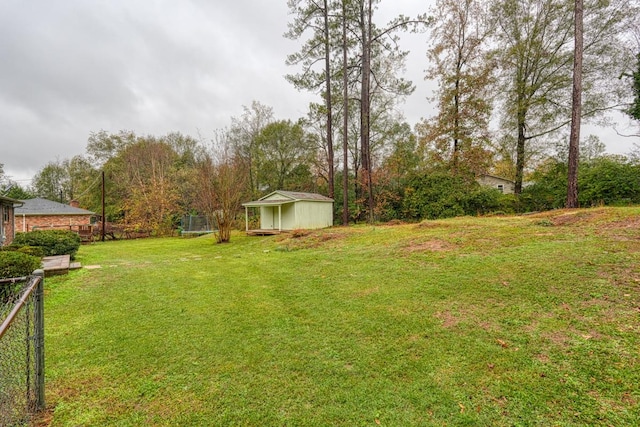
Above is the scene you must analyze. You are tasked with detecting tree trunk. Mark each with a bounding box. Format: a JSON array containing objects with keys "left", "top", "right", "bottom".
[
  {"left": 360, "top": 0, "right": 374, "bottom": 223},
  {"left": 342, "top": 0, "right": 349, "bottom": 226},
  {"left": 323, "top": 0, "right": 335, "bottom": 200},
  {"left": 453, "top": 71, "right": 461, "bottom": 173},
  {"left": 515, "top": 107, "right": 526, "bottom": 195},
  {"left": 567, "top": 0, "right": 583, "bottom": 208}
]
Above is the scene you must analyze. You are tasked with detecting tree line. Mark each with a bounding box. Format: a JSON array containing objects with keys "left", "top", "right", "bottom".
[{"left": 1, "top": 0, "right": 639, "bottom": 240}]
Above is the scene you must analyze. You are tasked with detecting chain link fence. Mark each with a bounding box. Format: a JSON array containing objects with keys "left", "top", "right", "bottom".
[{"left": 0, "top": 272, "right": 45, "bottom": 426}]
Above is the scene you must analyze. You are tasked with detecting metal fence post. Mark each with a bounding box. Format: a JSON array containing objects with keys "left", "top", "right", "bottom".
[{"left": 33, "top": 269, "right": 45, "bottom": 411}]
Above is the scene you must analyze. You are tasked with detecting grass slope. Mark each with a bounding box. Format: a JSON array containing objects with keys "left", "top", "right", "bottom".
[{"left": 43, "top": 208, "right": 640, "bottom": 426}]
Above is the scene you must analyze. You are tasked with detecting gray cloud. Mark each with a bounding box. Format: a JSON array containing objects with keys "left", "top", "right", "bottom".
[
  {"left": 0, "top": 0, "right": 435, "bottom": 182},
  {"left": 0, "top": 0, "right": 630, "bottom": 184}
]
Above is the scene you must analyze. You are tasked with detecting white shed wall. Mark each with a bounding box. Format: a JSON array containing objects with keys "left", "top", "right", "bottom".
[
  {"left": 259, "top": 204, "right": 297, "bottom": 230},
  {"left": 294, "top": 201, "right": 333, "bottom": 229},
  {"left": 258, "top": 201, "right": 333, "bottom": 230}
]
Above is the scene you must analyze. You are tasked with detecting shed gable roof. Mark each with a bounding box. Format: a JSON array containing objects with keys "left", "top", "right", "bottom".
[
  {"left": 15, "top": 198, "right": 95, "bottom": 216},
  {"left": 262, "top": 191, "right": 333, "bottom": 202},
  {"left": 243, "top": 190, "right": 333, "bottom": 207},
  {"left": 478, "top": 174, "right": 515, "bottom": 185}
]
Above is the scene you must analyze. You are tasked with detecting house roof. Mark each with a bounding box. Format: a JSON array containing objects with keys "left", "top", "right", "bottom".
[
  {"left": 243, "top": 190, "right": 333, "bottom": 207},
  {"left": 15, "top": 198, "right": 95, "bottom": 216},
  {"left": 478, "top": 174, "right": 515, "bottom": 184}
]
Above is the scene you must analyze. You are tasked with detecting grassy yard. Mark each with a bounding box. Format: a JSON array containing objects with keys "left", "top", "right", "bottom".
[{"left": 42, "top": 208, "right": 639, "bottom": 426}]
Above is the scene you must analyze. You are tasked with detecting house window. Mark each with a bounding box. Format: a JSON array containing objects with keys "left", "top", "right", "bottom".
[{"left": 497, "top": 184, "right": 504, "bottom": 193}]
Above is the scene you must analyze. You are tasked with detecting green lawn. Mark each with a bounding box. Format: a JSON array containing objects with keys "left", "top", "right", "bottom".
[{"left": 43, "top": 208, "right": 640, "bottom": 426}]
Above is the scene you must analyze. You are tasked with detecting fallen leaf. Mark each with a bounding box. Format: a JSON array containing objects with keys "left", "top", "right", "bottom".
[
  {"left": 459, "top": 403, "right": 465, "bottom": 413},
  {"left": 375, "top": 419, "right": 381, "bottom": 425},
  {"left": 496, "top": 339, "right": 509, "bottom": 348}
]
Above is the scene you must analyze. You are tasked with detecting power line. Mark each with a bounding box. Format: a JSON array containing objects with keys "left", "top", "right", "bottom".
[{"left": 74, "top": 173, "right": 102, "bottom": 199}]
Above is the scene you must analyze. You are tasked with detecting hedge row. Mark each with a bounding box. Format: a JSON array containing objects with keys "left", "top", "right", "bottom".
[
  {"left": 12, "top": 229, "right": 81, "bottom": 259},
  {"left": 0, "top": 251, "right": 41, "bottom": 279}
]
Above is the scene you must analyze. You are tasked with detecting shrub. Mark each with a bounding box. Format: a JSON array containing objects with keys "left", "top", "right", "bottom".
[
  {"left": 463, "top": 187, "right": 502, "bottom": 215},
  {"left": 578, "top": 157, "right": 640, "bottom": 206},
  {"left": 0, "top": 251, "right": 42, "bottom": 279},
  {"left": 13, "top": 229, "right": 82, "bottom": 259},
  {"left": 402, "top": 172, "right": 506, "bottom": 220},
  {"left": 3, "top": 244, "right": 46, "bottom": 257}
]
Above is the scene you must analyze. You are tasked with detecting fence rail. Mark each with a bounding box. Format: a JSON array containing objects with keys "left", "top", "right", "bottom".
[{"left": 0, "top": 271, "right": 45, "bottom": 426}]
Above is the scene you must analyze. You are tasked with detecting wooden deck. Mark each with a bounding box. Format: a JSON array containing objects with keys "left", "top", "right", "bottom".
[
  {"left": 42, "top": 255, "right": 82, "bottom": 277},
  {"left": 246, "top": 229, "right": 283, "bottom": 236}
]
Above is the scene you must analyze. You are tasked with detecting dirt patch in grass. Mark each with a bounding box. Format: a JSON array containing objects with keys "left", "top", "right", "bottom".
[
  {"left": 32, "top": 408, "right": 54, "bottom": 427},
  {"left": 415, "top": 220, "right": 454, "bottom": 229},
  {"left": 535, "top": 353, "right": 551, "bottom": 364},
  {"left": 526, "top": 208, "right": 606, "bottom": 226},
  {"left": 434, "top": 310, "right": 461, "bottom": 328},
  {"left": 384, "top": 219, "right": 408, "bottom": 226},
  {"left": 275, "top": 231, "right": 349, "bottom": 250},
  {"left": 404, "top": 239, "right": 453, "bottom": 253},
  {"left": 542, "top": 330, "right": 573, "bottom": 347},
  {"left": 352, "top": 286, "right": 380, "bottom": 298},
  {"left": 599, "top": 216, "right": 640, "bottom": 230},
  {"left": 550, "top": 210, "right": 608, "bottom": 226}
]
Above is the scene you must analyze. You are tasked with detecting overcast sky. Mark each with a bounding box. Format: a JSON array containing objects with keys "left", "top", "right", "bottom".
[{"left": 0, "top": 0, "right": 636, "bottom": 185}]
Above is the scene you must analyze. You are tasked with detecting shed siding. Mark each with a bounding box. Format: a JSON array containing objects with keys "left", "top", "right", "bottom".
[
  {"left": 258, "top": 202, "right": 332, "bottom": 230},
  {"left": 294, "top": 201, "right": 333, "bottom": 229},
  {"left": 282, "top": 204, "right": 296, "bottom": 229},
  {"left": 259, "top": 205, "right": 296, "bottom": 230},
  {"left": 477, "top": 175, "right": 515, "bottom": 194},
  {"left": 259, "top": 207, "right": 276, "bottom": 229},
  {"left": 263, "top": 193, "right": 291, "bottom": 202}
]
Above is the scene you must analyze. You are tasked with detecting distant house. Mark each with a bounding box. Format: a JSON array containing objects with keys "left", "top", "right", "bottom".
[
  {"left": 0, "top": 195, "right": 22, "bottom": 246},
  {"left": 477, "top": 174, "right": 516, "bottom": 195},
  {"left": 15, "top": 198, "right": 95, "bottom": 233},
  {"left": 242, "top": 191, "right": 334, "bottom": 233}
]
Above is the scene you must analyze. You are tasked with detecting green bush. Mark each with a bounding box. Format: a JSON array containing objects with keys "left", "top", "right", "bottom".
[
  {"left": 519, "top": 155, "right": 640, "bottom": 212},
  {"left": 464, "top": 187, "right": 503, "bottom": 215},
  {"left": 402, "top": 172, "right": 507, "bottom": 220},
  {"left": 0, "top": 251, "right": 42, "bottom": 279},
  {"left": 13, "top": 229, "right": 82, "bottom": 259},
  {"left": 3, "top": 244, "right": 46, "bottom": 257},
  {"left": 578, "top": 157, "right": 640, "bottom": 206}
]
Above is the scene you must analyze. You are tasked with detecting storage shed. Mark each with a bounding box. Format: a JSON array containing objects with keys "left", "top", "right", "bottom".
[{"left": 243, "top": 191, "right": 333, "bottom": 234}]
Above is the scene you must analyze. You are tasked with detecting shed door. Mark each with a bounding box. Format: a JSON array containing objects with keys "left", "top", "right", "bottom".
[{"left": 270, "top": 207, "right": 276, "bottom": 229}]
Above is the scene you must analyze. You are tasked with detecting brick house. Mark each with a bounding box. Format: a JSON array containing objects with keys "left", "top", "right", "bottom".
[
  {"left": 0, "top": 195, "right": 21, "bottom": 246},
  {"left": 15, "top": 198, "right": 95, "bottom": 233}
]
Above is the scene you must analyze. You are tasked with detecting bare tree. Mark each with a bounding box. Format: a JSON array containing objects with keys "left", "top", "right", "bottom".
[
  {"left": 195, "top": 133, "right": 247, "bottom": 243},
  {"left": 567, "top": 0, "right": 583, "bottom": 208}
]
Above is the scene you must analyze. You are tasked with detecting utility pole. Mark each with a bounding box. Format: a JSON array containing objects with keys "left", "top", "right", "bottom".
[{"left": 101, "top": 171, "right": 105, "bottom": 242}]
